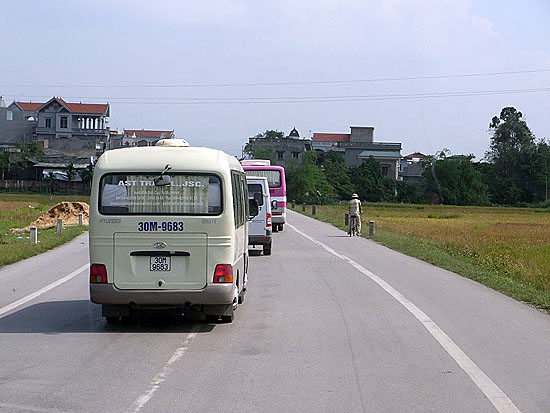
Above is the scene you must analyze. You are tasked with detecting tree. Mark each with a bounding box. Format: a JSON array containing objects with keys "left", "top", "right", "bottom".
[
  {"left": 286, "top": 151, "right": 335, "bottom": 203},
  {"left": 80, "top": 162, "right": 94, "bottom": 191},
  {"left": 423, "top": 151, "right": 490, "bottom": 205},
  {"left": 0, "top": 151, "right": 9, "bottom": 180},
  {"left": 485, "top": 107, "right": 537, "bottom": 204},
  {"left": 319, "top": 156, "right": 354, "bottom": 200},
  {"left": 348, "top": 157, "right": 396, "bottom": 202},
  {"left": 64, "top": 163, "right": 77, "bottom": 182},
  {"left": 14, "top": 141, "right": 44, "bottom": 170}
]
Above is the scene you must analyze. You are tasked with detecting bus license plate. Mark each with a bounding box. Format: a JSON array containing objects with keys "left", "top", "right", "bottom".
[{"left": 150, "top": 256, "right": 171, "bottom": 271}]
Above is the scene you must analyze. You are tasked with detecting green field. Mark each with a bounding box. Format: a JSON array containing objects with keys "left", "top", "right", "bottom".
[
  {"left": 0, "top": 194, "right": 90, "bottom": 267},
  {"left": 297, "top": 203, "right": 550, "bottom": 310}
]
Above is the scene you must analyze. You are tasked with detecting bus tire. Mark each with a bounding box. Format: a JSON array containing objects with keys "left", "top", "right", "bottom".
[
  {"left": 238, "top": 293, "right": 245, "bottom": 304},
  {"left": 278, "top": 224, "right": 284, "bottom": 231},
  {"left": 263, "top": 245, "right": 272, "bottom": 256},
  {"left": 105, "top": 316, "right": 121, "bottom": 324}
]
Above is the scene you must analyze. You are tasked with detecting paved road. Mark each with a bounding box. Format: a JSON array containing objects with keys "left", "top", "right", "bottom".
[{"left": 1, "top": 210, "right": 549, "bottom": 412}]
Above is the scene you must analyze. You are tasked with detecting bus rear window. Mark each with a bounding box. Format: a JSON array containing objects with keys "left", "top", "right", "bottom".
[
  {"left": 99, "top": 173, "right": 222, "bottom": 215},
  {"left": 244, "top": 170, "right": 281, "bottom": 188}
]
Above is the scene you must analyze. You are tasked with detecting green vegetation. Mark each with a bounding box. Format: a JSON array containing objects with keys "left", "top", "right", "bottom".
[
  {"left": 297, "top": 203, "right": 550, "bottom": 310},
  {"left": 0, "top": 194, "right": 89, "bottom": 267}
]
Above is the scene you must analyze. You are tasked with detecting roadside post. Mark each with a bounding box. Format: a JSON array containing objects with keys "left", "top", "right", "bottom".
[
  {"left": 30, "top": 227, "right": 37, "bottom": 246},
  {"left": 312, "top": 205, "right": 316, "bottom": 215},
  {"left": 56, "top": 218, "right": 63, "bottom": 235},
  {"left": 78, "top": 213, "right": 83, "bottom": 226},
  {"left": 345, "top": 213, "right": 349, "bottom": 226},
  {"left": 302, "top": 203, "right": 306, "bottom": 212},
  {"left": 292, "top": 200, "right": 296, "bottom": 209},
  {"left": 369, "top": 220, "right": 375, "bottom": 236}
]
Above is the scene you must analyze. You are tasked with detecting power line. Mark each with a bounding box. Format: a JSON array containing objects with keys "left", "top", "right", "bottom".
[
  {"left": 3, "top": 87, "right": 550, "bottom": 104},
  {"left": 1, "top": 68, "right": 549, "bottom": 89}
]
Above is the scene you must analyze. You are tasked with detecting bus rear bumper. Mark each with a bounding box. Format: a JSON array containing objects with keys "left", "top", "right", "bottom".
[{"left": 90, "top": 283, "right": 234, "bottom": 306}]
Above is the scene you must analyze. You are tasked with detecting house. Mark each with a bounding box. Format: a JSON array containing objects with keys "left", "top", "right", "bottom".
[
  {"left": 110, "top": 129, "right": 175, "bottom": 149},
  {"left": 33, "top": 97, "right": 110, "bottom": 159},
  {"left": 0, "top": 96, "right": 37, "bottom": 148},
  {"left": 244, "top": 127, "right": 312, "bottom": 167},
  {"left": 399, "top": 152, "right": 426, "bottom": 183},
  {"left": 312, "top": 126, "right": 403, "bottom": 179}
]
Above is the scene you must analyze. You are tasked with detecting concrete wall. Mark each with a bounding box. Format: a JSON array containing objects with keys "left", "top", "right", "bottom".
[
  {"left": 47, "top": 135, "right": 99, "bottom": 157},
  {"left": 350, "top": 126, "right": 374, "bottom": 143},
  {"left": 0, "top": 107, "right": 36, "bottom": 143}
]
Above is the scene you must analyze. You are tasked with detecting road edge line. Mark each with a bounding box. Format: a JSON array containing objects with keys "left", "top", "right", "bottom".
[
  {"left": 288, "top": 223, "right": 520, "bottom": 413},
  {"left": 0, "top": 263, "right": 89, "bottom": 318}
]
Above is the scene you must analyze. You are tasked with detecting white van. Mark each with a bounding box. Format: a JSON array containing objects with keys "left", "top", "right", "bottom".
[
  {"left": 88, "top": 139, "right": 249, "bottom": 323},
  {"left": 246, "top": 176, "right": 272, "bottom": 255}
]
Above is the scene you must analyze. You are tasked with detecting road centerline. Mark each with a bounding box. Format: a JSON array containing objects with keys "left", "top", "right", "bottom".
[
  {"left": 0, "top": 263, "right": 89, "bottom": 318},
  {"left": 288, "top": 223, "right": 520, "bottom": 413},
  {"left": 127, "top": 327, "right": 198, "bottom": 413}
]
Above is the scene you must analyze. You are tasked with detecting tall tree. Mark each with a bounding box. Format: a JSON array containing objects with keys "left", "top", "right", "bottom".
[{"left": 485, "top": 107, "right": 537, "bottom": 204}]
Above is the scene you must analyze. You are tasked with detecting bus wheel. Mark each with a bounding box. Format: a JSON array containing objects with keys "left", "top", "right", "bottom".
[
  {"left": 263, "top": 243, "right": 272, "bottom": 256},
  {"left": 238, "top": 293, "right": 245, "bottom": 304},
  {"left": 105, "top": 316, "right": 121, "bottom": 324},
  {"left": 278, "top": 224, "right": 284, "bottom": 231}
]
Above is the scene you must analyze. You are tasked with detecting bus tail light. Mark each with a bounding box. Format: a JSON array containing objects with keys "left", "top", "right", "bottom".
[
  {"left": 213, "top": 264, "right": 233, "bottom": 283},
  {"left": 266, "top": 212, "right": 272, "bottom": 228},
  {"left": 90, "top": 264, "right": 107, "bottom": 283}
]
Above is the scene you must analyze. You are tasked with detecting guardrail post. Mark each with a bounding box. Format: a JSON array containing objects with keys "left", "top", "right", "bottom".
[
  {"left": 312, "top": 205, "right": 316, "bottom": 215},
  {"left": 30, "top": 227, "right": 37, "bottom": 246},
  {"left": 57, "top": 218, "right": 63, "bottom": 235},
  {"left": 345, "top": 213, "right": 349, "bottom": 226},
  {"left": 302, "top": 203, "right": 306, "bottom": 212},
  {"left": 78, "top": 213, "right": 83, "bottom": 226},
  {"left": 292, "top": 200, "right": 296, "bottom": 209},
  {"left": 369, "top": 220, "right": 375, "bottom": 236}
]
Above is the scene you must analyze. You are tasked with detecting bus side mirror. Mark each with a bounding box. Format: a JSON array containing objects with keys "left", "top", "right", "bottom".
[
  {"left": 271, "top": 200, "right": 278, "bottom": 210},
  {"left": 248, "top": 199, "right": 259, "bottom": 219},
  {"left": 154, "top": 175, "right": 171, "bottom": 186}
]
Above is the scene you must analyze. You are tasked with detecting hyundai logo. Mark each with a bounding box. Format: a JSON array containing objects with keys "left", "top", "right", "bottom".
[{"left": 153, "top": 242, "right": 167, "bottom": 249}]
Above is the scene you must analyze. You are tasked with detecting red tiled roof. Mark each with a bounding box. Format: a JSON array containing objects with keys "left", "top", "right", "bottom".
[
  {"left": 124, "top": 129, "right": 174, "bottom": 137},
  {"left": 312, "top": 133, "right": 350, "bottom": 143},
  {"left": 404, "top": 152, "right": 426, "bottom": 159},
  {"left": 14, "top": 102, "right": 44, "bottom": 111},
  {"left": 57, "top": 98, "right": 109, "bottom": 114}
]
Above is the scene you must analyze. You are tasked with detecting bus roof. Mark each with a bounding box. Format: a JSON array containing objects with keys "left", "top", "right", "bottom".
[
  {"left": 241, "top": 159, "right": 271, "bottom": 166},
  {"left": 95, "top": 146, "right": 242, "bottom": 174}
]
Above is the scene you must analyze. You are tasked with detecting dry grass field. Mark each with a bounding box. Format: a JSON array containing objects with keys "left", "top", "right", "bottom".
[
  {"left": 300, "top": 203, "right": 550, "bottom": 309},
  {"left": 0, "top": 193, "right": 90, "bottom": 267}
]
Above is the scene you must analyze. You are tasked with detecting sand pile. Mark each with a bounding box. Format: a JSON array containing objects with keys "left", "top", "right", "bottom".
[{"left": 13, "top": 202, "right": 90, "bottom": 232}]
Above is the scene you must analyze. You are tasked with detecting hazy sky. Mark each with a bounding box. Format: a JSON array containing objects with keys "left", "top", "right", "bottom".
[{"left": 1, "top": 0, "right": 549, "bottom": 159}]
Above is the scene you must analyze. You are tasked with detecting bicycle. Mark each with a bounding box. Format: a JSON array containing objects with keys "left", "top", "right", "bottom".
[{"left": 348, "top": 215, "right": 360, "bottom": 236}]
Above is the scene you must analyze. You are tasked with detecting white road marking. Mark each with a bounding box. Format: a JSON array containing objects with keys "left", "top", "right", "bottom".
[
  {"left": 127, "top": 328, "right": 198, "bottom": 412},
  {"left": 0, "top": 263, "right": 89, "bottom": 318},
  {"left": 288, "top": 224, "right": 520, "bottom": 413}
]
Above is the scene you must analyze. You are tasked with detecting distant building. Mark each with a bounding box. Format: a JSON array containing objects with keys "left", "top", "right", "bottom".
[
  {"left": 399, "top": 152, "right": 426, "bottom": 183},
  {"left": 0, "top": 97, "right": 37, "bottom": 147},
  {"left": 111, "top": 129, "right": 175, "bottom": 149},
  {"left": 245, "top": 127, "right": 312, "bottom": 167},
  {"left": 312, "top": 126, "right": 402, "bottom": 179}
]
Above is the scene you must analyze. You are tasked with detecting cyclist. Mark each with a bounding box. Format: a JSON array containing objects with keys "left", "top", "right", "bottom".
[{"left": 348, "top": 193, "right": 362, "bottom": 236}]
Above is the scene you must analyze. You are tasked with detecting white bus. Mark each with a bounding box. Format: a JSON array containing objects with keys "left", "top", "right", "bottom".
[{"left": 89, "top": 139, "right": 250, "bottom": 323}]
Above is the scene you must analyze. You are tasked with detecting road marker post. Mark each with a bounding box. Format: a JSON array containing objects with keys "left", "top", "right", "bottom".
[
  {"left": 369, "top": 221, "right": 375, "bottom": 236},
  {"left": 78, "top": 213, "right": 83, "bottom": 226},
  {"left": 312, "top": 205, "right": 316, "bottom": 215},
  {"left": 56, "top": 218, "right": 63, "bottom": 235},
  {"left": 30, "top": 227, "right": 37, "bottom": 246}
]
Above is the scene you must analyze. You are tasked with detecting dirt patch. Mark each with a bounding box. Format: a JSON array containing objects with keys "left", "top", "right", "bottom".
[{"left": 12, "top": 202, "right": 89, "bottom": 232}]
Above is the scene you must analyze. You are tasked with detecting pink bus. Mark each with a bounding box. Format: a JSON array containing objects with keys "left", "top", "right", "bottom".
[{"left": 241, "top": 160, "right": 286, "bottom": 232}]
